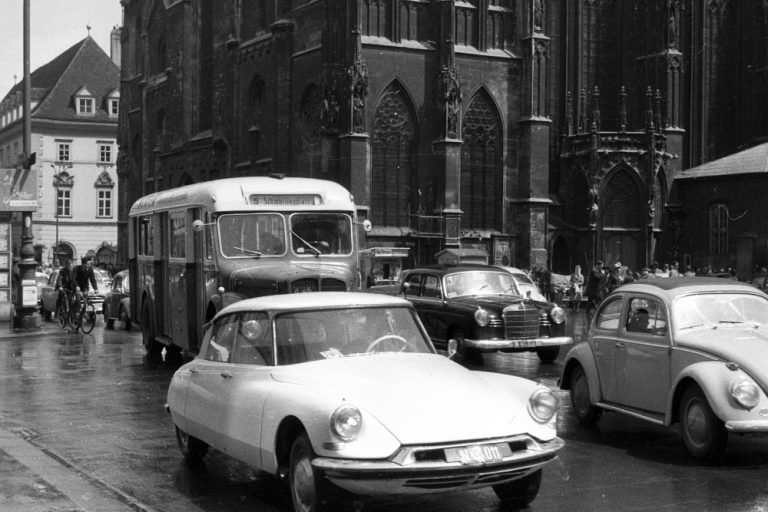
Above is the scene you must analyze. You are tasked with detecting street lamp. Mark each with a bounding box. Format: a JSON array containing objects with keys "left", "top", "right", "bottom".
[{"left": 51, "top": 161, "right": 73, "bottom": 266}]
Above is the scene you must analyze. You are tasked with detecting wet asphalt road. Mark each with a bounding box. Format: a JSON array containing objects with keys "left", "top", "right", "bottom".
[{"left": 1, "top": 315, "right": 768, "bottom": 512}]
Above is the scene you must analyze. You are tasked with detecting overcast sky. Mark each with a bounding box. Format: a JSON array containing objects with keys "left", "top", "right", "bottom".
[{"left": 0, "top": 1, "right": 123, "bottom": 98}]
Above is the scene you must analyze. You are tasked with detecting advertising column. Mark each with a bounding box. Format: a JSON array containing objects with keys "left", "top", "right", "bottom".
[{"left": 0, "top": 216, "right": 11, "bottom": 320}]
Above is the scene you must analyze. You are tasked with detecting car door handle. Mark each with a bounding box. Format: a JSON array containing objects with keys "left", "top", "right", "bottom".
[
  {"left": 616, "top": 342, "right": 626, "bottom": 350},
  {"left": 220, "top": 371, "right": 232, "bottom": 379},
  {"left": 189, "top": 368, "right": 199, "bottom": 374}
]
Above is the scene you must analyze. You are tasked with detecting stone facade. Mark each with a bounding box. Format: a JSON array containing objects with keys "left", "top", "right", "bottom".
[{"left": 117, "top": 0, "right": 768, "bottom": 273}]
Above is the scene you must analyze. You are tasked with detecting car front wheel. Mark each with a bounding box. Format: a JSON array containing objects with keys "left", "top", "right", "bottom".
[
  {"left": 492, "top": 469, "right": 541, "bottom": 507},
  {"left": 289, "top": 434, "right": 333, "bottom": 512},
  {"left": 175, "top": 425, "right": 209, "bottom": 460},
  {"left": 679, "top": 385, "right": 727, "bottom": 459},
  {"left": 569, "top": 366, "right": 602, "bottom": 425}
]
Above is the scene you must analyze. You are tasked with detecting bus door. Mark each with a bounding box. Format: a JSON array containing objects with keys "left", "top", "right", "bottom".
[
  {"left": 187, "top": 208, "right": 211, "bottom": 353},
  {"left": 167, "top": 210, "right": 188, "bottom": 347}
]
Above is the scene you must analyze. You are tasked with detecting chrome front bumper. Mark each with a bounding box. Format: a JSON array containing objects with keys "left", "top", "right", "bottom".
[
  {"left": 312, "top": 435, "right": 565, "bottom": 496},
  {"left": 465, "top": 336, "right": 572, "bottom": 351}
]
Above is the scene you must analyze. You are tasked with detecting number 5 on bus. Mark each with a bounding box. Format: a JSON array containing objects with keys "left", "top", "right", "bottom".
[{"left": 128, "top": 175, "right": 367, "bottom": 361}]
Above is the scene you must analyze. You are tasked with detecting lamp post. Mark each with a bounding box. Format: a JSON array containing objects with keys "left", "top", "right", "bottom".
[{"left": 51, "top": 161, "right": 73, "bottom": 266}]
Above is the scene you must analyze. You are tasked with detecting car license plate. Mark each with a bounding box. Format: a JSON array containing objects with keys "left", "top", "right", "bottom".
[
  {"left": 510, "top": 340, "right": 538, "bottom": 348},
  {"left": 446, "top": 443, "right": 512, "bottom": 464}
]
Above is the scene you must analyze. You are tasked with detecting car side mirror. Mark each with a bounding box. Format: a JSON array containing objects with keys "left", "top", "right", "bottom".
[{"left": 447, "top": 338, "right": 458, "bottom": 359}]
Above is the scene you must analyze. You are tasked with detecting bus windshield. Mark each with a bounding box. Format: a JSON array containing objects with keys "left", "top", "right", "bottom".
[
  {"left": 290, "top": 213, "right": 353, "bottom": 256},
  {"left": 218, "top": 213, "right": 286, "bottom": 258}
]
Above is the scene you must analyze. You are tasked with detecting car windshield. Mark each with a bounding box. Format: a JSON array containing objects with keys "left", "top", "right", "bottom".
[
  {"left": 444, "top": 271, "right": 520, "bottom": 298},
  {"left": 673, "top": 293, "right": 768, "bottom": 332},
  {"left": 274, "top": 306, "right": 432, "bottom": 364}
]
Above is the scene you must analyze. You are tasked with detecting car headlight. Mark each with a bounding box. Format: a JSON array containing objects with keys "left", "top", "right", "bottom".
[
  {"left": 528, "top": 387, "right": 557, "bottom": 423},
  {"left": 550, "top": 306, "right": 566, "bottom": 324},
  {"left": 331, "top": 404, "right": 363, "bottom": 441},
  {"left": 730, "top": 376, "right": 760, "bottom": 409},
  {"left": 474, "top": 308, "right": 490, "bottom": 327}
]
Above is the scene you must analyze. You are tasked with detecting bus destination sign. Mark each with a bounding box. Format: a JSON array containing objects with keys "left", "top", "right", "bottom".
[{"left": 249, "top": 194, "right": 322, "bottom": 206}]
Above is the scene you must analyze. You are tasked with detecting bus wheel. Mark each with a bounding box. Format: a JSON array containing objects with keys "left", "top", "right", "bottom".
[{"left": 142, "top": 302, "right": 162, "bottom": 363}]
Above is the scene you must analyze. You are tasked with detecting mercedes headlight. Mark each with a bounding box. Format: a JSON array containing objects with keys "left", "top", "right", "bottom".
[
  {"left": 730, "top": 376, "right": 760, "bottom": 409},
  {"left": 528, "top": 387, "right": 557, "bottom": 423},
  {"left": 550, "top": 306, "right": 566, "bottom": 324},
  {"left": 474, "top": 308, "right": 490, "bottom": 327},
  {"left": 331, "top": 404, "right": 363, "bottom": 441}
]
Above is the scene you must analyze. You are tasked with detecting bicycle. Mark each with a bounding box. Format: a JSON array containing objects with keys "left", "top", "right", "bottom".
[
  {"left": 56, "top": 289, "right": 75, "bottom": 329},
  {"left": 78, "top": 290, "right": 98, "bottom": 334}
]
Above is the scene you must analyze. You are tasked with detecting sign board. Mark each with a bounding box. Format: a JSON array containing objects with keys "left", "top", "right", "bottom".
[
  {"left": 22, "top": 285, "right": 37, "bottom": 307},
  {"left": 0, "top": 168, "right": 38, "bottom": 212}
]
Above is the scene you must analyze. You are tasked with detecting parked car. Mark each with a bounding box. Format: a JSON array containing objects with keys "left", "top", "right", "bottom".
[
  {"left": 386, "top": 265, "right": 571, "bottom": 363},
  {"left": 749, "top": 272, "right": 768, "bottom": 292},
  {"left": 103, "top": 269, "right": 131, "bottom": 330},
  {"left": 561, "top": 277, "right": 768, "bottom": 459},
  {"left": 166, "top": 292, "right": 564, "bottom": 511},
  {"left": 39, "top": 267, "right": 109, "bottom": 319},
  {"left": 496, "top": 266, "right": 548, "bottom": 302}
]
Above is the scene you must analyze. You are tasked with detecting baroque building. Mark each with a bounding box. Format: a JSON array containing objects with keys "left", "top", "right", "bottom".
[
  {"left": 0, "top": 32, "right": 122, "bottom": 268},
  {"left": 117, "top": 1, "right": 768, "bottom": 273}
]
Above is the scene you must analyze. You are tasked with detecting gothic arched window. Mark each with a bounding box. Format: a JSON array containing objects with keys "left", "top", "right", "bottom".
[
  {"left": 603, "top": 169, "right": 641, "bottom": 228},
  {"left": 371, "top": 83, "right": 417, "bottom": 227},
  {"left": 461, "top": 91, "right": 502, "bottom": 230},
  {"left": 710, "top": 203, "right": 728, "bottom": 256}
]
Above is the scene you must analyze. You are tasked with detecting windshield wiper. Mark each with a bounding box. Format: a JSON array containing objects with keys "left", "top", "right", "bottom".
[
  {"left": 233, "top": 246, "right": 262, "bottom": 257},
  {"left": 290, "top": 231, "right": 321, "bottom": 255}
]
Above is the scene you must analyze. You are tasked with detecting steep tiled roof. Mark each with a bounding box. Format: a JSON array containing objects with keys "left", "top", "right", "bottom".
[
  {"left": 2, "top": 37, "right": 119, "bottom": 124},
  {"left": 676, "top": 142, "right": 768, "bottom": 179}
]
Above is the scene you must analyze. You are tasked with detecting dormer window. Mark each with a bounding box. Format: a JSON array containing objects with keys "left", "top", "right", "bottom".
[
  {"left": 75, "top": 86, "right": 95, "bottom": 116},
  {"left": 107, "top": 88, "right": 120, "bottom": 117}
]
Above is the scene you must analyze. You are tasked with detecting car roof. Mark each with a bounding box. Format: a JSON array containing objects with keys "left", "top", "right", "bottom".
[
  {"left": 407, "top": 264, "right": 508, "bottom": 274},
  {"left": 215, "top": 291, "right": 413, "bottom": 320},
  {"left": 614, "top": 277, "right": 763, "bottom": 299}
]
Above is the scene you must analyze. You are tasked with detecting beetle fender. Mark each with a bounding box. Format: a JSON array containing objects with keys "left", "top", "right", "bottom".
[
  {"left": 667, "top": 361, "right": 747, "bottom": 425},
  {"left": 560, "top": 344, "right": 602, "bottom": 406}
]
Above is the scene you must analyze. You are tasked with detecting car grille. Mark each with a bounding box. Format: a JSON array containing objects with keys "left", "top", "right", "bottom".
[
  {"left": 502, "top": 307, "right": 540, "bottom": 339},
  {"left": 290, "top": 278, "right": 346, "bottom": 293}
]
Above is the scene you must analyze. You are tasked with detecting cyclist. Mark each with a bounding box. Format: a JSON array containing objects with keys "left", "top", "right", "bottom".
[
  {"left": 73, "top": 255, "right": 99, "bottom": 302},
  {"left": 55, "top": 259, "right": 76, "bottom": 313}
]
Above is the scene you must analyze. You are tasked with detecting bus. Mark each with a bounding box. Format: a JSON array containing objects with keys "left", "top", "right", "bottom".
[{"left": 128, "top": 175, "right": 366, "bottom": 360}]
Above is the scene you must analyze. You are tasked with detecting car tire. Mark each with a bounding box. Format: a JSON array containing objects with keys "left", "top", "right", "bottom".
[
  {"left": 120, "top": 305, "right": 131, "bottom": 331},
  {"left": 104, "top": 302, "right": 114, "bottom": 329},
  {"left": 536, "top": 346, "right": 560, "bottom": 362},
  {"left": 450, "top": 330, "right": 481, "bottom": 365},
  {"left": 492, "top": 469, "right": 542, "bottom": 507},
  {"left": 679, "top": 385, "right": 727, "bottom": 459},
  {"left": 289, "top": 433, "right": 334, "bottom": 512},
  {"left": 569, "top": 366, "right": 602, "bottom": 425},
  {"left": 175, "top": 425, "right": 209, "bottom": 460}
]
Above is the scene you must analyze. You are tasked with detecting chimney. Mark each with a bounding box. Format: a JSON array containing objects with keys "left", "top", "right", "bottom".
[{"left": 110, "top": 25, "right": 121, "bottom": 68}]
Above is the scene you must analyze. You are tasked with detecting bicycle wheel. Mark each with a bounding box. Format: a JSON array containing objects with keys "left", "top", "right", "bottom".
[
  {"left": 70, "top": 299, "right": 82, "bottom": 333},
  {"left": 57, "top": 298, "right": 70, "bottom": 328},
  {"left": 80, "top": 299, "right": 97, "bottom": 334}
]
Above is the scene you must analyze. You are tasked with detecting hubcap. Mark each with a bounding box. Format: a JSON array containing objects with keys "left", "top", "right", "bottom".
[
  {"left": 292, "top": 453, "right": 316, "bottom": 512},
  {"left": 685, "top": 399, "right": 708, "bottom": 446}
]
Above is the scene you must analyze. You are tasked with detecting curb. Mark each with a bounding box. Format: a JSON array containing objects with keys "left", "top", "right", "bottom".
[{"left": 0, "top": 426, "right": 155, "bottom": 512}]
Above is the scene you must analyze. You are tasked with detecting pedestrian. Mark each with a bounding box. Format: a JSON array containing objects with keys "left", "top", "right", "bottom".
[
  {"left": 683, "top": 264, "right": 696, "bottom": 277},
  {"left": 669, "top": 261, "right": 680, "bottom": 277},
  {"left": 584, "top": 260, "right": 606, "bottom": 315},
  {"left": 55, "top": 259, "right": 76, "bottom": 313},
  {"left": 606, "top": 262, "right": 623, "bottom": 293},
  {"left": 569, "top": 265, "right": 584, "bottom": 310}
]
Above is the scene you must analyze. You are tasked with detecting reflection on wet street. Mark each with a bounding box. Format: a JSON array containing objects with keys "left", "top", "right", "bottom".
[{"left": 1, "top": 316, "right": 767, "bottom": 511}]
